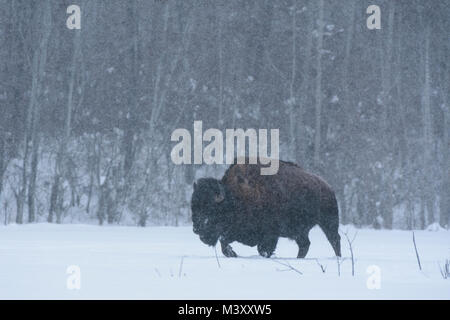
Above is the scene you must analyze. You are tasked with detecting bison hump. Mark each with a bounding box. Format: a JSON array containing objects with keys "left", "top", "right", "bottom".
[{"left": 222, "top": 159, "right": 318, "bottom": 205}]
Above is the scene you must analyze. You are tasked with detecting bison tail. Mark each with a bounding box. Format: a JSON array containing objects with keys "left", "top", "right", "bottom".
[{"left": 318, "top": 196, "right": 341, "bottom": 257}]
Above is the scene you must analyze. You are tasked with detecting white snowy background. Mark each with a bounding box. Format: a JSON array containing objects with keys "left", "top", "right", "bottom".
[{"left": 1, "top": 224, "right": 448, "bottom": 299}]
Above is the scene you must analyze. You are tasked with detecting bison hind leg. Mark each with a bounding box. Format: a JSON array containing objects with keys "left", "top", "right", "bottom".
[
  {"left": 295, "top": 233, "right": 311, "bottom": 259},
  {"left": 257, "top": 235, "right": 278, "bottom": 258},
  {"left": 326, "top": 232, "right": 341, "bottom": 257},
  {"left": 319, "top": 220, "right": 341, "bottom": 257}
]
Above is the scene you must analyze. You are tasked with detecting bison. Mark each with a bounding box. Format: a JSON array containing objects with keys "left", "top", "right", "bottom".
[{"left": 191, "top": 159, "right": 341, "bottom": 258}]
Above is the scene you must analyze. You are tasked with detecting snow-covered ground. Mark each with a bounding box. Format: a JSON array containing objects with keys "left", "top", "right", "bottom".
[{"left": 0, "top": 223, "right": 449, "bottom": 299}]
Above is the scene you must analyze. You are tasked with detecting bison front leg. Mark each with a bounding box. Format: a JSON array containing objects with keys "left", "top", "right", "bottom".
[
  {"left": 220, "top": 238, "right": 237, "bottom": 258},
  {"left": 257, "top": 235, "right": 278, "bottom": 258}
]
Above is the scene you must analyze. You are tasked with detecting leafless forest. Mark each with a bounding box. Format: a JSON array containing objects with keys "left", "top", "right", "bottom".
[{"left": 0, "top": 0, "right": 448, "bottom": 228}]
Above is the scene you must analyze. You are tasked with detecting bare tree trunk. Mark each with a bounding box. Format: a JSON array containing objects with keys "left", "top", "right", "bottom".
[
  {"left": 86, "top": 148, "right": 95, "bottom": 214},
  {"left": 217, "top": 3, "right": 224, "bottom": 127},
  {"left": 122, "top": 0, "right": 140, "bottom": 177},
  {"left": 313, "top": 0, "right": 324, "bottom": 167},
  {"left": 17, "top": 51, "right": 37, "bottom": 224},
  {"left": 18, "top": 0, "right": 52, "bottom": 224},
  {"left": 422, "top": 27, "right": 434, "bottom": 227},
  {"left": 56, "top": 185, "right": 64, "bottom": 224},
  {"left": 419, "top": 194, "right": 426, "bottom": 230},
  {"left": 395, "top": 11, "right": 413, "bottom": 229},
  {"left": 439, "top": 74, "right": 449, "bottom": 228},
  {"left": 406, "top": 197, "right": 414, "bottom": 230},
  {"left": 339, "top": 0, "right": 356, "bottom": 225},
  {"left": 27, "top": 127, "right": 39, "bottom": 223},
  {"left": 49, "top": 7, "right": 81, "bottom": 223},
  {"left": 342, "top": 0, "right": 355, "bottom": 107},
  {"left": 296, "top": 7, "right": 313, "bottom": 165},
  {"left": 0, "top": 134, "right": 5, "bottom": 206},
  {"left": 3, "top": 199, "right": 9, "bottom": 226},
  {"left": 380, "top": 3, "right": 395, "bottom": 229},
  {"left": 48, "top": 176, "right": 58, "bottom": 223},
  {"left": 288, "top": 1, "right": 297, "bottom": 161}
]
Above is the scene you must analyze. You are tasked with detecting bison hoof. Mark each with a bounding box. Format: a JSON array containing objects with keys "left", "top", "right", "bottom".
[
  {"left": 259, "top": 251, "right": 272, "bottom": 258},
  {"left": 257, "top": 243, "right": 275, "bottom": 258},
  {"left": 223, "top": 246, "right": 237, "bottom": 258}
]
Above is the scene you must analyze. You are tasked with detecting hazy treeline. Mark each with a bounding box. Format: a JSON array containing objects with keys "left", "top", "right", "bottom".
[{"left": 0, "top": 0, "right": 448, "bottom": 228}]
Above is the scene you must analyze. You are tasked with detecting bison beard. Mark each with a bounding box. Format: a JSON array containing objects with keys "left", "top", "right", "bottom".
[{"left": 191, "top": 159, "right": 341, "bottom": 258}]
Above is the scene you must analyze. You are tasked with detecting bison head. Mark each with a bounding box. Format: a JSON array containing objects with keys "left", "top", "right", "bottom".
[{"left": 191, "top": 178, "right": 227, "bottom": 246}]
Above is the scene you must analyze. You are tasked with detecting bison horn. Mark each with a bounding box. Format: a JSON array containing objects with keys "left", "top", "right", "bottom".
[{"left": 215, "top": 182, "right": 225, "bottom": 203}]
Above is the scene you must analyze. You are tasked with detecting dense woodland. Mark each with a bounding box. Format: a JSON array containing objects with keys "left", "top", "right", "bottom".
[{"left": 0, "top": 0, "right": 448, "bottom": 229}]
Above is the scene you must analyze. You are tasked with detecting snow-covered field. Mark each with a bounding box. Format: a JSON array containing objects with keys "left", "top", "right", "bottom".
[{"left": 0, "top": 223, "right": 449, "bottom": 299}]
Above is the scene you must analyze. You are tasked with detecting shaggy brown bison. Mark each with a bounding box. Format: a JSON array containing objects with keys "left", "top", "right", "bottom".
[{"left": 191, "top": 159, "right": 341, "bottom": 258}]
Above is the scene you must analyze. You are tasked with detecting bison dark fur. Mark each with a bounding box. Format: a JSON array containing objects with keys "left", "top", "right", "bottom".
[{"left": 191, "top": 159, "right": 341, "bottom": 258}]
